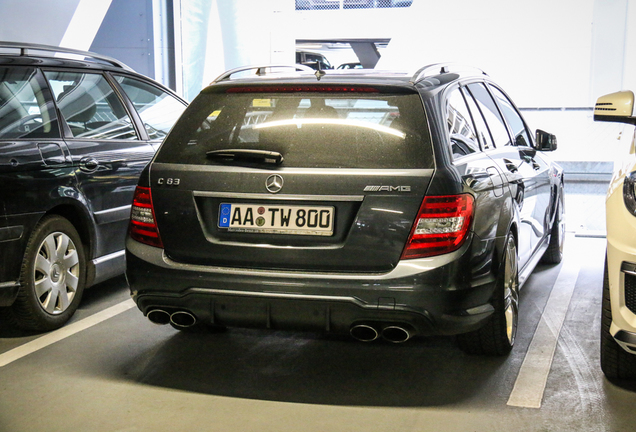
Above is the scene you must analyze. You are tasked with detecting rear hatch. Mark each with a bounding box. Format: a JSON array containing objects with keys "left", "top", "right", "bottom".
[{"left": 149, "top": 82, "right": 435, "bottom": 273}]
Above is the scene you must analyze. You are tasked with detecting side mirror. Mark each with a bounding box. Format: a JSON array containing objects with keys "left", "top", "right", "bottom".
[
  {"left": 536, "top": 129, "right": 557, "bottom": 151},
  {"left": 594, "top": 90, "right": 636, "bottom": 124}
]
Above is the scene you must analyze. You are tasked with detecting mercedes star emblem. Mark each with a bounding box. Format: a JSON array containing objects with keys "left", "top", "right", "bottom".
[{"left": 265, "top": 174, "right": 284, "bottom": 193}]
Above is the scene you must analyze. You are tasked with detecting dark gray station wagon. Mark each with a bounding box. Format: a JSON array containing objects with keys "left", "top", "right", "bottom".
[{"left": 126, "top": 64, "right": 564, "bottom": 355}]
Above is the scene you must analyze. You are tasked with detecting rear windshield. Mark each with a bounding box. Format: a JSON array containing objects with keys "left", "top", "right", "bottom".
[{"left": 156, "top": 90, "right": 434, "bottom": 169}]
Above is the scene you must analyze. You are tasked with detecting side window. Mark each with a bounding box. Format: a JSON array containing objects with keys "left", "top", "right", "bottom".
[
  {"left": 461, "top": 87, "right": 496, "bottom": 150},
  {"left": 446, "top": 89, "right": 480, "bottom": 158},
  {"left": 114, "top": 75, "right": 186, "bottom": 140},
  {"left": 466, "top": 83, "right": 512, "bottom": 148},
  {"left": 44, "top": 71, "right": 137, "bottom": 140},
  {"left": 0, "top": 67, "right": 59, "bottom": 139},
  {"left": 489, "top": 84, "right": 531, "bottom": 147}
]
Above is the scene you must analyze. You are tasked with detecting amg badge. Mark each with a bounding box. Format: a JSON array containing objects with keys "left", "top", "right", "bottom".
[{"left": 364, "top": 185, "right": 411, "bottom": 192}]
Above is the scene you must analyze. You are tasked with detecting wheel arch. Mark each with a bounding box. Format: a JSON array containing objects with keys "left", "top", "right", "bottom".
[
  {"left": 491, "top": 181, "right": 520, "bottom": 245},
  {"left": 546, "top": 178, "right": 565, "bottom": 228},
  {"left": 491, "top": 221, "right": 518, "bottom": 284},
  {"left": 43, "top": 202, "right": 97, "bottom": 262}
]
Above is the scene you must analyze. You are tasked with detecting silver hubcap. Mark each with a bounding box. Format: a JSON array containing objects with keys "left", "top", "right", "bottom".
[
  {"left": 33, "top": 232, "right": 80, "bottom": 315},
  {"left": 503, "top": 237, "right": 519, "bottom": 345}
]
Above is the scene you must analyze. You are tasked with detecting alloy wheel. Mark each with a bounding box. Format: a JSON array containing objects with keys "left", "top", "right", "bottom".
[{"left": 503, "top": 236, "right": 519, "bottom": 345}]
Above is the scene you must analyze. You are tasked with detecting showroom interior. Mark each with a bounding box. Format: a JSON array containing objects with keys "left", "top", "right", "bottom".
[{"left": 1, "top": 0, "right": 636, "bottom": 431}]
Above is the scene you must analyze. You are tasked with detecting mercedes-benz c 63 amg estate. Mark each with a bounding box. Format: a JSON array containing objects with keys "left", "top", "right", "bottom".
[{"left": 126, "top": 64, "right": 564, "bottom": 355}]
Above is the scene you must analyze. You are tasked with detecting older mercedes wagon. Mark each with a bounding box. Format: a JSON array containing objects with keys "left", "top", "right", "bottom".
[{"left": 0, "top": 42, "right": 186, "bottom": 331}]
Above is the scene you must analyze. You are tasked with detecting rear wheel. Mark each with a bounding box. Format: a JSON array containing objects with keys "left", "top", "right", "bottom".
[
  {"left": 457, "top": 233, "right": 519, "bottom": 355},
  {"left": 600, "top": 257, "right": 636, "bottom": 380},
  {"left": 8, "top": 215, "right": 86, "bottom": 331}
]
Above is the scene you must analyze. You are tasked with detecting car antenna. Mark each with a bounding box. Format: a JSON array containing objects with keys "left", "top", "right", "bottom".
[{"left": 315, "top": 63, "right": 326, "bottom": 81}]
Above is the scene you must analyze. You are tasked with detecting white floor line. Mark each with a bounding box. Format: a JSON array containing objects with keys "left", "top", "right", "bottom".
[
  {"left": 0, "top": 298, "right": 136, "bottom": 368},
  {"left": 507, "top": 247, "right": 581, "bottom": 409}
]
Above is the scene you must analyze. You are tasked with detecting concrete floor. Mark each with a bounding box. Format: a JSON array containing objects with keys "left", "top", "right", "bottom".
[{"left": 1, "top": 220, "right": 636, "bottom": 431}]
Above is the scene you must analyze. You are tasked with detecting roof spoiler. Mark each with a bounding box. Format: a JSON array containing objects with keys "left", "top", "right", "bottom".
[
  {"left": 212, "top": 64, "right": 316, "bottom": 84},
  {"left": 411, "top": 63, "right": 487, "bottom": 84}
]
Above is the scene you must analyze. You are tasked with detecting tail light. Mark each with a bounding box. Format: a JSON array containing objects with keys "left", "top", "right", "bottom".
[
  {"left": 401, "top": 194, "right": 474, "bottom": 259},
  {"left": 129, "top": 186, "right": 163, "bottom": 248}
]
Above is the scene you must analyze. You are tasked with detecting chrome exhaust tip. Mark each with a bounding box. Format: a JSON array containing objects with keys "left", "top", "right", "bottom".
[
  {"left": 350, "top": 324, "right": 379, "bottom": 342},
  {"left": 147, "top": 309, "right": 171, "bottom": 325},
  {"left": 381, "top": 326, "right": 412, "bottom": 343},
  {"left": 170, "top": 311, "right": 197, "bottom": 328}
]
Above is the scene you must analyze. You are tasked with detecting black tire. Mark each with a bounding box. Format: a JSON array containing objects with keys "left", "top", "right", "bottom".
[
  {"left": 600, "top": 257, "right": 636, "bottom": 380},
  {"left": 457, "top": 233, "right": 519, "bottom": 356},
  {"left": 8, "top": 215, "right": 86, "bottom": 331},
  {"left": 541, "top": 191, "right": 565, "bottom": 264}
]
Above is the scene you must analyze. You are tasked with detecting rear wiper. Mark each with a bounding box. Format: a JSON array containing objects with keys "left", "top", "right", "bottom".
[{"left": 206, "top": 149, "right": 284, "bottom": 165}]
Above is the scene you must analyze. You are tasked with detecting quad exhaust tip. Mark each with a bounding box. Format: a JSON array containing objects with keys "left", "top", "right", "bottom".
[
  {"left": 170, "top": 311, "right": 197, "bottom": 328},
  {"left": 148, "top": 312, "right": 410, "bottom": 339},
  {"left": 350, "top": 323, "right": 414, "bottom": 343},
  {"left": 146, "top": 309, "right": 197, "bottom": 328},
  {"left": 350, "top": 324, "right": 380, "bottom": 342},
  {"left": 147, "top": 309, "right": 171, "bottom": 325},
  {"left": 381, "top": 325, "right": 412, "bottom": 343}
]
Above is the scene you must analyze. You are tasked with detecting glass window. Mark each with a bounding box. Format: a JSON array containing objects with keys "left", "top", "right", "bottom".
[
  {"left": 446, "top": 89, "right": 480, "bottom": 158},
  {"left": 0, "top": 67, "right": 59, "bottom": 139},
  {"left": 45, "top": 71, "right": 137, "bottom": 140},
  {"left": 488, "top": 85, "right": 531, "bottom": 147},
  {"left": 114, "top": 75, "right": 186, "bottom": 140},
  {"left": 462, "top": 87, "right": 496, "bottom": 150},
  {"left": 156, "top": 91, "right": 433, "bottom": 169},
  {"left": 466, "top": 83, "right": 512, "bottom": 148}
]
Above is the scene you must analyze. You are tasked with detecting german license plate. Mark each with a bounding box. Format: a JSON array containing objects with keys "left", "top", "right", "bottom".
[{"left": 218, "top": 203, "right": 334, "bottom": 236}]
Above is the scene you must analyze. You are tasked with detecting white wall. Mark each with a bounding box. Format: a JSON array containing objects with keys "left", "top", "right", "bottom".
[
  {"left": 295, "top": 0, "right": 634, "bottom": 109},
  {"left": 0, "top": 0, "right": 81, "bottom": 45},
  {"left": 624, "top": 0, "right": 636, "bottom": 91},
  {"left": 0, "top": 0, "right": 157, "bottom": 81},
  {"left": 179, "top": 0, "right": 295, "bottom": 100},
  {"left": 1, "top": 0, "right": 634, "bottom": 162},
  {"left": 381, "top": 0, "right": 595, "bottom": 108},
  {"left": 291, "top": 0, "right": 636, "bottom": 162}
]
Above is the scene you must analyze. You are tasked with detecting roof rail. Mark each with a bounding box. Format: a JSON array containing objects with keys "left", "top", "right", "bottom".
[
  {"left": 411, "top": 63, "right": 487, "bottom": 84},
  {"left": 0, "top": 41, "right": 134, "bottom": 71},
  {"left": 213, "top": 64, "right": 316, "bottom": 83}
]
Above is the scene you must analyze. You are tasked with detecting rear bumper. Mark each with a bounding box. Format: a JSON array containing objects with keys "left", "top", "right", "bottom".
[
  {"left": 126, "top": 235, "right": 498, "bottom": 337},
  {"left": 0, "top": 224, "right": 28, "bottom": 307},
  {"left": 0, "top": 281, "right": 20, "bottom": 307},
  {"left": 0, "top": 212, "right": 44, "bottom": 306}
]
